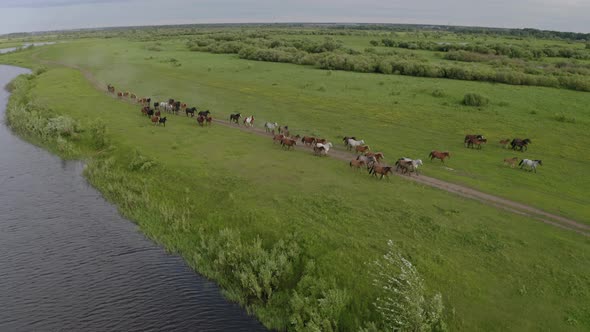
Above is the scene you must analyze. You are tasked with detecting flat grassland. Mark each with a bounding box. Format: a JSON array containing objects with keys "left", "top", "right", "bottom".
[{"left": 2, "top": 28, "right": 590, "bottom": 331}]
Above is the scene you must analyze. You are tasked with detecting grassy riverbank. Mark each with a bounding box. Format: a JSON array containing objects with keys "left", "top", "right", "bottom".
[{"left": 2, "top": 63, "right": 590, "bottom": 330}]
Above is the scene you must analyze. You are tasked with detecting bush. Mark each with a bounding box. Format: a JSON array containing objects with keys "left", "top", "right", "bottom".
[
  {"left": 128, "top": 150, "right": 158, "bottom": 171},
  {"left": 45, "top": 115, "right": 78, "bottom": 137},
  {"left": 554, "top": 113, "right": 576, "bottom": 123},
  {"left": 89, "top": 119, "right": 109, "bottom": 149},
  {"left": 432, "top": 89, "right": 445, "bottom": 97},
  {"left": 463, "top": 93, "right": 489, "bottom": 106},
  {"left": 371, "top": 241, "right": 446, "bottom": 332},
  {"left": 194, "top": 228, "right": 302, "bottom": 305},
  {"left": 289, "top": 261, "right": 350, "bottom": 332},
  {"left": 34, "top": 66, "right": 48, "bottom": 76}
]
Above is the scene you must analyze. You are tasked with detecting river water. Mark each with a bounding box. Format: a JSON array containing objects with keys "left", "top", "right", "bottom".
[
  {"left": 0, "top": 42, "right": 55, "bottom": 54},
  {"left": 0, "top": 65, "right": 265, "bottom": 331}
]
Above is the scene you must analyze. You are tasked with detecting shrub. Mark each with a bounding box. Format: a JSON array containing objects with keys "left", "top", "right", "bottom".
[
  {"left": 89, "top": 119, "right": 109, "bottom": 149},
  {"left": 128, "top": 150, "right": 158, "bottom": 171},
  {"left": 34, "top": 66, "right": 48, "bottom": 76},
  {"left": 45, "top": 115, "right": 78, "bottom": 137},
  {"left": 371, "top": 240, "right": 446, "bottom": 332},
  {"left": 194, "top": 228, "right": 302, "bottom": 305},
  {"left": 289, "top": 261, "right": 350, "bottom": 332},
  {"left": 554, "top": 113, "right": 576, "bottom": 123},
  {"left": 463, "top": 93, "right": 489, "bottom": 106},
  {"left": 432, "top": 89, "right": 445, "bottom": 97}
]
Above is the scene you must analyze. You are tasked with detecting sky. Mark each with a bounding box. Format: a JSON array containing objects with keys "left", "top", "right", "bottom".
[{"left": 0, "top": 0, "right": 588, "bottom": 35}]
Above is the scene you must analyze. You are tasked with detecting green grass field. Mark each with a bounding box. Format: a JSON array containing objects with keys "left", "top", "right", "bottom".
[{"left": 2, "top": 30, "right": 590, "bottom": 331}]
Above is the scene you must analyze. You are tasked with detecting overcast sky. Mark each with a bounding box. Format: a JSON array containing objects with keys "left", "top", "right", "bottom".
[{"left": 0, "top": 0, "right": 588, "bottom": 35}]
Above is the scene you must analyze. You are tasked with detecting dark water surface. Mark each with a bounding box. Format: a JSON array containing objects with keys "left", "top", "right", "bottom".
[{"left": 0, "top": 65, "right": 265, "bottom": 331}]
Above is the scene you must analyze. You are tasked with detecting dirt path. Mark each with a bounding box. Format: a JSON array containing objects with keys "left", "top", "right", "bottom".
[{"left": 34, "top": 55, "right": 590, "bottom": 237}]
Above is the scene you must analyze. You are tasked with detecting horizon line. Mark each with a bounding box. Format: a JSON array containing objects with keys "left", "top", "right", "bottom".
[{"left": 2, "top": 21, "right": 589, "bottom": 37}]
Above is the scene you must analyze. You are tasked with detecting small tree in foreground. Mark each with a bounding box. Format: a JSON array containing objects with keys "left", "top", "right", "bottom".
[{"left": 372, "top": 240, "right": 446, "bottom": 332}]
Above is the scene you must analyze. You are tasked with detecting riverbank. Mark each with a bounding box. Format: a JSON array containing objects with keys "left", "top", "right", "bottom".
[
  {"left": 0, "top": 65, "right": 266, "bottom": 331},
  {"left": 4, "top": 63, "right": 590, "bottom": 331}
]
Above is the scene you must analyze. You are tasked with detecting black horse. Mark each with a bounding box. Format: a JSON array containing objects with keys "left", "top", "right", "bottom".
[
  {"left": 511, "top": 138, "right": 532, "bottom": 152},
  {"left": 230, "top": 113, "right": 241, "bottom": 124},
  {"left": 198, "top": 110, "right": 211, "bottom": 117},
  {"left": 158, "top": 117, "right": 167, "bottom": 127},
  {"left": 186, "top": 107, "right": 196, "bottom": 117},
  {"left": 174, "top": 101, "right": 181, "bottom": 114},
  {"left": 147, "top": 109, "right": 154, "bottom": 117}
]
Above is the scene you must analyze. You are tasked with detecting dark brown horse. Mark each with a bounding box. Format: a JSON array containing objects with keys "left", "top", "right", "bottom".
[
  {"left": 464, "top": 134, "right": 485, "bottom": 147},
  {"left": 395, "top": 159, "right": 415, "bottom": 176},
  {"left": 511, "top": 138, "right": 532, "bottom": 152},
  {"left": 197, "top": 115, "right": 205, "bottom": 127},
  {"left": 429, "top": 150, "right": 451, "bottom": 163},
  {"left": 369, "top": 165, "right": 394, "bottom": 179},
  {"left": 229, "top": 113, "right": 241, "bottom": 124},
  {"left": 467, "top": 137, "right": 487, "bottom": 149},
  {"left": 272, "top": 134, "right": 284, "bottom": 144},
  {"left": 206, "top": 116, "right": 213, "bottom": 126}
]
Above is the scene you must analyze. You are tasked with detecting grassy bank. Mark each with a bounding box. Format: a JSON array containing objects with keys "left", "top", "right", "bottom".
[
  {"left": 7, "top": 39, "right": 590, "bottom": 223},
  {"left": 3, "top": 64, "right": 590, "bottom": 331}
]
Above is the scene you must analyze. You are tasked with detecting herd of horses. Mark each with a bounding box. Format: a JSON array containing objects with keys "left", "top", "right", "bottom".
[
  {"left": 107, "top": 83, "right": 543, "bottom": 177},
  {"left": 464, "top": 134, "right": 542, "bottom": 172}
]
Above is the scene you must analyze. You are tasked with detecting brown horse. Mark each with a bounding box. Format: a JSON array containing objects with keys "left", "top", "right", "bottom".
[
  {"left": 464, "top": 134, "right": 485, "bottom": 147},
  {"left": 467, "top": 137, "right": 487, "bottom": 149},
  {"left": 141, "top": 106, "right": 149, "bottom": 116},
  {"left": 349, "top": 158, "right": 365, "bottom": 170},
  {"left": 272, "top": 134, "right": 284, "bottom": 144},
  {"left": 206, "top": 116, "right": 213, "bottom": 126},
  {"left": 107, "top": 84, "right": 115, "bottom": 93},
  {"left": 197, "top": 115, "right": 205, "bottom": 127},
  {"left": 429, "top": 150, "right": 451, "bottom": 163},
  {"left": 151, "top": 116, "right": 159, "bottom": 125},
  {"left": 281, "top": 138, "right": 297, "bottom": 150},
  {"left": 315, "top": 138, "right": 327, "bottom": 144},
  {"left": 117, "top": 92, "right": 123, "bottom": 97},
  {"left": 499, "top": 139, "right": 510, "bottom": 148},
  {"left": 503, "top": 157, "right": 519, "bottom": 168},
  {"left": 123, "top": 92, "right": 129, "bottom": 97},
  {"left": 301, "top": 136, "right": 316, "bottom": 146},
  {"left": 365, "top": 152, "right": 384, "bottom": 162},
  {"left": 355, "top": 145, "right": 370, "bottom": 154},
  {"left": 369, "top": 165, "right": 394, "bottom": 179},
  {"left": 130, "top": 93, "right": 136, "bottom": 100}
]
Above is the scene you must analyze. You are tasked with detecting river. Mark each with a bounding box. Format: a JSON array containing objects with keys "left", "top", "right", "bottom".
[{"left": 0, "top": 65, "right": 265, "bottom": 331}]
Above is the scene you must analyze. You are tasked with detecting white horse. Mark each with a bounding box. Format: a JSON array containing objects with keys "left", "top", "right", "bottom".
[
  {"left": 399, "top": 157, "right": 424, "bottom": 175},
  {"left": 243, "top": 116, "right": 255, "bottom": 127},
  {"left": 264, "top": 122, "right": 278, "bottom": 133},
  {"left": 401, "top": 158, "right": 424, "bottom": 169},
  {"left": 346, "top": 139, "right": 365, "bottom": 151},
  {"left": 314, "top": 142, "right": 333, "bottom": 156},
  {"left": 519, "top": 159, "right": 542, "bottom": 173}
]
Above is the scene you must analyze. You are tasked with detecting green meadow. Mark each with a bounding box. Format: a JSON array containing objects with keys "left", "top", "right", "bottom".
[{"left": 2, "top": 26, "right": 590, "bottom": 331}]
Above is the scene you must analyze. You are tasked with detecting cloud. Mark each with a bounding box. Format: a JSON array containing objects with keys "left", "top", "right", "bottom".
[
  {"left": 0, "top": 0, "right": 126, "bottom": 8},
  {"left": 0, "top": 0, "right": 588, "bottom": 34}
]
